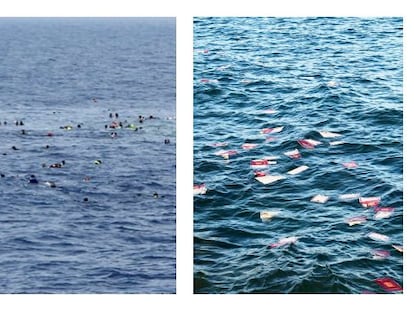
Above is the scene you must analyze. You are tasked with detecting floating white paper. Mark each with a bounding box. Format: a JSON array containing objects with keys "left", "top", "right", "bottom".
[
  {"left": 319, "top": 131, "right": 342, "bottom": 138},
  {"left": 327, "top": 80, "right": 339, "bottom": 87},
  {"left": 311, "top": 194, "right": 329, "bottom": 203},
  {"left": 374, "top": 207, "right": 395, "bottom": 220},
  {"left": 392, "top": 244, "right": 403, "bottom": 252},
  {"left": 339, "top": 193, "right": 361, "bottom": 201},
  {"left": 260, "top": 210, "right": 280, "bottom": 221},
  {"left": 287, "top": 165, "right": 309, "bottom": 175},
  {"left": 193, "top": 184, "right": 207, "bottom": 195},
  {"left": 367, "top": 232, "right": 390, "bottom": 242},
  {"left": 345, "top": 216, "right": 367, "bottom": 226},
  {"left": 255, "top": 175, "right": 285, "bottom": 185},
  {"left": 329, "top": 141, "right": 345, "bottom": 146}
]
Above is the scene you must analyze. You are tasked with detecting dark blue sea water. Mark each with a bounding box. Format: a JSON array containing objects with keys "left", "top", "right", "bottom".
[
  {"left": 193, "top": 17, "right": 403, "bottom": 294},
  {"left": 0, "top": 17, "right": 176, "bottom": 293}
]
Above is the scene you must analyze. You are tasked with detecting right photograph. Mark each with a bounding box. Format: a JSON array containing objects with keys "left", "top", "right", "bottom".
[{"left": 193, "top": 17, "right": 403, "bottom": 294}]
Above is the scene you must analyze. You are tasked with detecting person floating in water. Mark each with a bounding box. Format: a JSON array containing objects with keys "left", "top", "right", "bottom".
[
  {"left": 50, "top": 160, "right": 65, "bottom": 168},
  {"left": 29, "top": 175, "right": 38, "bottom": 184},
  {"left": 45, "top": 181, "right": 56, "bottom": 188}
]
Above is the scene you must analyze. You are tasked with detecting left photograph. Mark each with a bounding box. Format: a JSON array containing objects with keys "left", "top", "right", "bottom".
[{"left": 0, "top": 17, "right": 176, "bottom": 293}]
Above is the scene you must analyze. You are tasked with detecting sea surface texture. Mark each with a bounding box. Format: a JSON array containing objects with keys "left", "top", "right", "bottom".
[
  {"left": 193, "top": 17, "right": 403, "bottom": 294},
  {"left": 0, "top": 18, "right": 176, "bottom": 293}
]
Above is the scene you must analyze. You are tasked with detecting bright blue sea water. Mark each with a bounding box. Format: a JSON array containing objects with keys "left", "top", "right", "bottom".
[
  {"left": 193, "top": 17, "right": 403, "bottom": 294},
  {"left": 0, "top": 17, "right": 176, "bottom": 293}
]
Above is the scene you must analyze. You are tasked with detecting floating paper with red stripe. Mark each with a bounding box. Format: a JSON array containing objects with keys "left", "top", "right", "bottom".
[
  {"left": 254, "top": 171, "right": 267, "bottom": 177},
  {"left": 343, "top": 161, "right": 358, "bottom": 169},
  {"left": 297, "top": 139, "right": 322, "bottom": 149},
  {"left": 373, "top": 207, "right": 395, "bottom": 220},
  {"left": 250, "top": 159, "right": 269, "bottom": 169},
  {"left": 284, "top": 149, "right": 301, "bottom": 159},
  {"left": 345, "top": 216, "right": 367, "bottom": 226},
  {"left": 193, "top": 184, "right": 207, "bottom": 195},
  {"left": 269, "top": 236, "right": 298, "bottom": 248},
  {"left": 359, "top": 197, "right": 381, "bottom": 208},
  {"left": 242, "top": 143, "right": 259, "bottom": 150},
  {"left": 371, "top": 250, "right": 390, "bottom": 260},
  {"left": 260, "top": 126, "right": 284, "bottom": 134},
  {"left": 375, "top": 278, "right": 402, "bottom": 292}
]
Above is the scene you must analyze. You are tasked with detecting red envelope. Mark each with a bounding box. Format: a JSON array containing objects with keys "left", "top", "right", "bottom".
[{"left": 375, "top": 278, "right": 402, "bottom": 292}]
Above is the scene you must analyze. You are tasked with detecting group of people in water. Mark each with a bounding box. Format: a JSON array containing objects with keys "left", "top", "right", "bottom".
[{"left": 0, "top": 110, "right": 174, "bottom": 201}]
